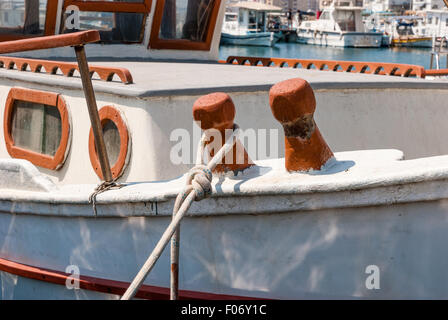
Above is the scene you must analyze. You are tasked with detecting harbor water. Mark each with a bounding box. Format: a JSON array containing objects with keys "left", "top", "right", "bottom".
[{"left": 219, "top": 43, "right": 438, "bottom": 69}]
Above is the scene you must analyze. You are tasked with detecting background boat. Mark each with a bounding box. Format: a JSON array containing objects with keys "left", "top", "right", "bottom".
[
  {"left": 296, "top": 0, "right": 383, "bottom": 47},
  {"left": 220, "top": 2, "right": 283, "bottom": 47}
]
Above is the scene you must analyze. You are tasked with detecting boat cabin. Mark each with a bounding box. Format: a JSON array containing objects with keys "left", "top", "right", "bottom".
[
  {"left": 304, "top": 1, "right": 366, "bottom": 33},
  {"left": 421, "top": 9, "right": 448, "bottom": 37},
  {"left": 225, "top": 1, "right": 282, "bottom": 33},
  {"left": 0, "top": 0, "right": 226, "bottom": 60}
]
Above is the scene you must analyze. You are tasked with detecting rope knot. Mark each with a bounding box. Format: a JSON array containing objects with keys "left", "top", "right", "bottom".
[{"left": 185, "top": 165, "right": 213, "bottom": 201}]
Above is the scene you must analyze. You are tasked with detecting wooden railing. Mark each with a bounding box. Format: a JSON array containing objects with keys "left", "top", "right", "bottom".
[
  {"left": 221, "top": 56, "right": 427, "bottom": 78},
  {"left": 0, "top": 56, "right": 133, "bottom": 84}
]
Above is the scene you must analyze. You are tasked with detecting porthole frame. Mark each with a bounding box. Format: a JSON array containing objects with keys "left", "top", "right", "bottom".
[
  {"left": 88, "top": 105, "right": 130, "bottom": 180},
  {"left": 3, "top": 87, "right": 71, "bottom": 170}
]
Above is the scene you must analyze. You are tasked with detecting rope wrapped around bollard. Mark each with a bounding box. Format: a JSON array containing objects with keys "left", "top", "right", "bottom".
[{"left": 121, "top": 124, "right": 242, "bottom": 300}]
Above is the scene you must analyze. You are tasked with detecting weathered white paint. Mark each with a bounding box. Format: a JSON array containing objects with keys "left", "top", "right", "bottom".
[
  {"left": 3, "top": 188, "right": 448, "bottom": 299},
  {"left": 0, "top": 76, "right": 447, "bottom": 185},
  {"left": 1, "top": 62, "right": 448, "bottom": 299}
]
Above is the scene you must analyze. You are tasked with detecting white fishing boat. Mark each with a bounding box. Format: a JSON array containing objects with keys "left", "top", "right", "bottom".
[
  {"left": 412, "top": 9, "right": 448, "bottom": 40},
  {"left": 296, "top": 0, "right": 383, "bottom": 47},
  {"left": 389, "top": 17, "right": 433, "bottom": 47},
  {"left": 220, "top": 2, "right": 282, "bottom": 47},
  {"left": 364, "top": 11, "right": 395, "bottom": 46},
  {"left": 2, "top": 0, "right": 448, "bottom": 301}
]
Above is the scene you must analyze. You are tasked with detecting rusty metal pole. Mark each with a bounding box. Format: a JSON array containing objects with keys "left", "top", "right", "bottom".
[{"left": 74, "top": 45, "right": 113, "bottom": 182}]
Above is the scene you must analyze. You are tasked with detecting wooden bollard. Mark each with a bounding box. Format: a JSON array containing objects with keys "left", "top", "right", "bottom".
[
  {"left": 193, "top": 92, "right": 253, "bottom": 173},
  {"left": 269, "top": 78, "right": 333, "bottom": 172}
]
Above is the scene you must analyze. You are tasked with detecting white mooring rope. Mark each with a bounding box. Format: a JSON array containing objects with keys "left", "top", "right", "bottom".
[{"left": 121, "top": 124, "right": 241, "bottom": 300}]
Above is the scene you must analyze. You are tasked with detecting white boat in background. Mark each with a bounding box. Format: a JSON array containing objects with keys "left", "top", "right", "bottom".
[
  {"left": 220, "top": 2, "right": 282, "bottom": 47},
  {"left": 413, "top": 9, "right": 448, "bottom": 39},
  {"left": 387, "top": 17, "right": 433, "bottom": 47},
  {"left": 364, "top": 11, "right": 395, "bottom": 46},
  {"left": 296, "top": 0, "right": 383, "bottom": 47}
]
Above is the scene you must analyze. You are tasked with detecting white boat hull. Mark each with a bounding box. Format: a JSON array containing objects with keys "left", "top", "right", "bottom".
[
  {"left": 297, "top": 30, "right": 382, "bottom": 48},
  {"left": 220, "top": 32, "right": 280, "bottom": 47},
  {"left": 2, "top": 187, "right": 448, "bottom": 299}
]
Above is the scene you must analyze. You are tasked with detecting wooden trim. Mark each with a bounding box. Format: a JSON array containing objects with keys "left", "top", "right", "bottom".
[
  {"left": 222, "top": 56, "right": 427, "bottom": 78},
  {"left": 61, "top": 1, "right": 151, "bottom": 44},
  {"left": 3, "top": 88, "right": 71, "bottom": 170},
  {"left": 0, "top": 257, "right": 262, "bottom": 300},
  {"left": 0, "top": 30, "right": 100, "bottom": 54},
  {"left": 89, "top": 106, "right": 130, "bottom": 180},
  {"left": 0, "top": 56, "right": 134, "bottom": 84},
  {"left": 63, "top": 0, "right": 152, "bottom": 13},
  {"left": 0, "top": 34, "right": 35, "bottom": 42},
  {"left": 149, "top": 0, "right": 221, "bottom": 51},
  {"left": 45, "top": 0, "right": 59, "bottom": 35}
]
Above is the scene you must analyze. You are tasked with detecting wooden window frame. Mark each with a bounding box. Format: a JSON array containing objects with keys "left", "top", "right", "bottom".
[
  {"left": 88, "top": 106, "right": 130, "bottom": 180},
  {"left": 63, "top": 0, "right": 152, "bottom": 13},
  {"left": 3, "top": 88, "right": 71, "bottom": 170},
  {"left": 62, "top": 0, "right": 152, "bottom": 44},
  {"left": 149, "top": 0, "right": 222, "bottom": 51},
  {"left": 0, "top": 0, "right": 59, "bottom": 41}
]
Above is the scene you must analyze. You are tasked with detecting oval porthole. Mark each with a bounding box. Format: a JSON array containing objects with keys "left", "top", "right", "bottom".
[
  {"left": 88, "top": 106, "right": 130, "bottom": 180},
  {"left": 3, "top": 87, "right": 71, "bottom": 170}
]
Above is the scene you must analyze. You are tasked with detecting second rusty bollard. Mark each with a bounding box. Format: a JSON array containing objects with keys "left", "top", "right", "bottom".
[
  {"left": 193, "top": 92, "right": 253, "bottom": 173},
  {"left": 269, "top": 78, "right": 333, "bottom": 172}
]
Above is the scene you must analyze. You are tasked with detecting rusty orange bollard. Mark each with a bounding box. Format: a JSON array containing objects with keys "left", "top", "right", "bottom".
[
  {"left": 193, "top": 92, "right": 253, "bottom": 173},
  {"left": 269, "top": 78, "right": 333, "bottom": 172}
]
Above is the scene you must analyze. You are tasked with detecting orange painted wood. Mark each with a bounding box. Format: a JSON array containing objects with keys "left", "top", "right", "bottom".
[
  {"left": 149, "top": 0, "right": 222, "bottom": 51},
  {"left": 64, "top": 0, "right": 152, "bottom": 13},
  {"left": 3, "top": 88, "right": 71, "bottom": 170},
  {"left": 89, "top": 106, "right": 130, "bottom": 180},
  {"left": 269, "top": 78, "right": 333, "bottom": 172},
  {"left": 0, "top": 34, "right": 35, "bottom": 42},
  {"left": 0, "top": 257, "right": 261, "bottom": 300},
  {"left": 0, "top": 56, "right": 133, "bottom": 84},
  {"left": 44, "top": 0, "right": 59, "bottom": 36},
  {"left": 193, "top": 92, "right": 253, "bottom": 173},
  {"left": 425, "top": 68, "right": 448, "bottom": 76},
  {"left": 223, "top": 56, "right": 426, "bottom": 78},
  {"left": 0, "top": 30, "right": 100, "bottom": 54}
]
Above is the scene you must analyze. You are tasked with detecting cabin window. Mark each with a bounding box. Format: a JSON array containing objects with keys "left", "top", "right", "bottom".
[
  {"left": 334, "top": 10, "right": 355, "bottom": 32},
  {"left": 89, "top": 106, "right": 130, "bottom": 180},
  {"left": 319, "top": 12, "right": 329, "bottom": 20},
  {"left": 445, "top": 18, "right": 448, "bottom": 27},
  {"left": 61, "top": 0, "right": 152, "bottom": 43},
  {"left": 0, "top": 0, "right": 58, "bottom": 40},
  {"left": 225, "top": 14, "right": 237, "bottom": 22},
  {"left": 11, "top": 101, "right": 61, "bottom": 156},
  {"left": 248, "top": 10, "right": 256, "bottom": 30},
  {"left": 3, "top": 88, "right": 71, "bottom": 170},
  {"left": 102, "top": 120, "right": 121, "bottom": 166},
  {"left": 150, "top": 0, "right": 222, "bottom": 50},
  {"left": 238, "top": 11, "right": 244, "bottom": 24}
]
